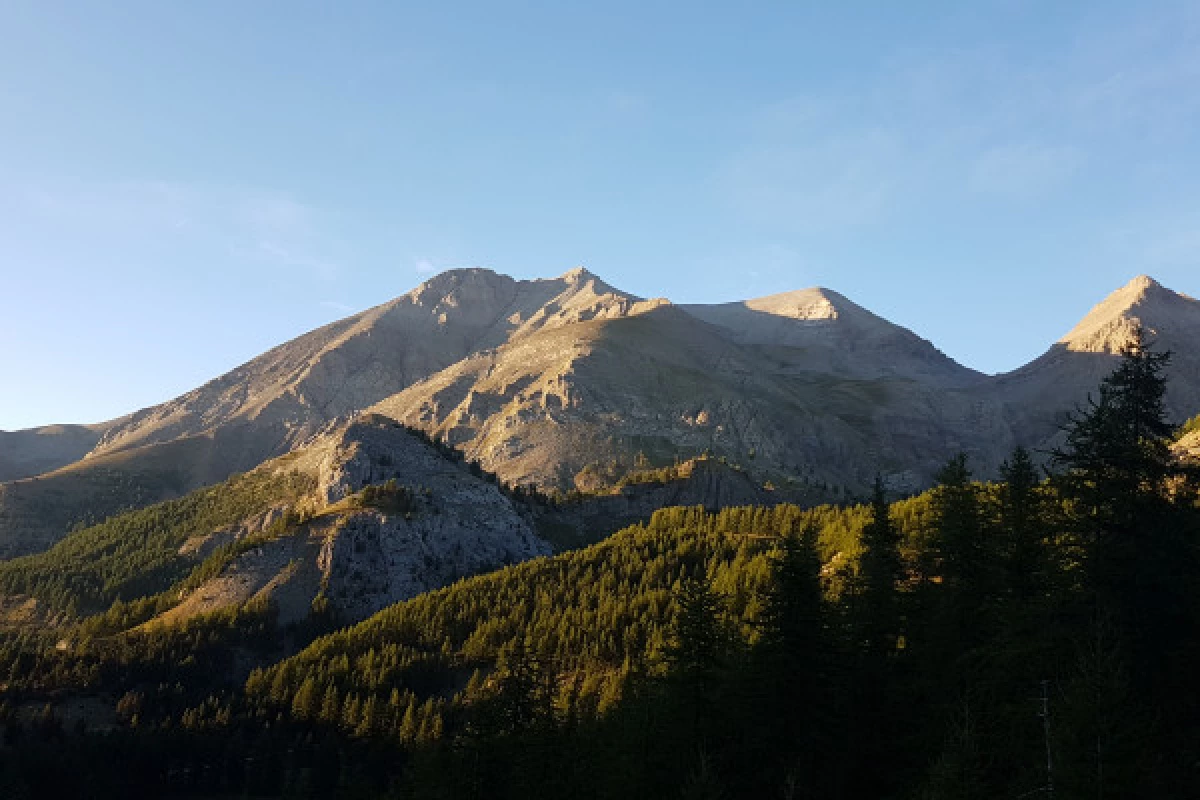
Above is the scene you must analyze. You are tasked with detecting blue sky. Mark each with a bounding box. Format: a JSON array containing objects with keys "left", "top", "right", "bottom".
[{"left": 2, "top": 1, "right": 1199, "bottom": 429}]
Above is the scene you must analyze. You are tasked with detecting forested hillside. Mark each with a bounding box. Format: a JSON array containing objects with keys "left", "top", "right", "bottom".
[
  {"left": 0, "top": 465, "right": 315, "bottom": 619},
  {"left": 1, "top": 334, "right": 1198, "bottom": 798}
]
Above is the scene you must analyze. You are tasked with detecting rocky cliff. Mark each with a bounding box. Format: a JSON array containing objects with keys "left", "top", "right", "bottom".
[{"left": 136, "top": 416, "right": 549, "bottom": 628}]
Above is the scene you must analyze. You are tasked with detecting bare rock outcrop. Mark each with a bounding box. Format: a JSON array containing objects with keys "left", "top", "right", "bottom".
[{"left": 150, "top": 416, "right": 549, "bottom": 628}]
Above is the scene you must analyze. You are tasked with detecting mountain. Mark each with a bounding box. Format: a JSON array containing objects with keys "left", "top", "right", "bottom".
[
  {"left": 2, "top": 269, "right": 1198, "bottom": 560},
  {"left": 87, "top": 267, "right": 648, "bottom": 469},
  {"left": 988, "top": 275, "right": 1200, "bottom": 450},
  {"left": 4, "top": 273, "right": 1200, "bottom": 800},
  {"left": 0, "top": 268, "right": 650, "bottom": 556},
  {"left": 371, "top": 299, "right": 1011, "bottom": 495}
]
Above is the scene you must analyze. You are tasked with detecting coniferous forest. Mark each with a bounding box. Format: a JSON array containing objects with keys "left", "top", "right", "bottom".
[{"left": 2, "top": 337, "right": 1199, "bottom": 798}]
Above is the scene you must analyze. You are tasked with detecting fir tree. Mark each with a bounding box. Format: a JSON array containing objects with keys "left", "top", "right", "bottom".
[
  {"left": 755, "top": 522, "right": 828, "bottom": 786},
  {"left": 997, "top": 446, "right": 1047, "bottom": 606},
  {"left": 1051, "top": 331, "right": 1200, "bottom": 782},
  {"left": 853, "top": 475, "right": 903, "bottom": 661},
  {"left": 667, "top": 576, "right": 729, "bottom": 745},
  {"left": 1052, "top": 331, "right": 1200, "bottom": 680}
]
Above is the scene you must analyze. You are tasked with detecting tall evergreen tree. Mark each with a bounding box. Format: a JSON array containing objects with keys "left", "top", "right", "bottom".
[
  {"left": 667, "top": 576, "right": 729, "bottom": 747},
  {"left": 997, "top": 447, "right": 1046, "bottom": 606},
  {"left": 1051, "top": 331, "right": 1200, "bottom": 680},
  {"left": 843, "top": 476, "right": 906, "bottom": 798},
  {"left": 853, "top": 475, "right": 903, "bottom": 661},
  {"left": 755, "top": 523, "right": 827, "bottom": 784},
  {"left": 929, "top": 454, "right": 996, "bottom": 657},
  {"left": 1051, "top": 330, "right": 1200, "bottom": 788}
]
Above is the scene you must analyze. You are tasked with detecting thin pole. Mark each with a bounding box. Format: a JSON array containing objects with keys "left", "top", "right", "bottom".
[{"left": 1041, "top": 679, "right": 1055, "bottom": 799}]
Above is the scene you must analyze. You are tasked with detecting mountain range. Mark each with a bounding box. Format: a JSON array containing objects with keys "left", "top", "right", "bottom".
[{"left": 2, "top": 269, "right": 1198, "bottom": 560}]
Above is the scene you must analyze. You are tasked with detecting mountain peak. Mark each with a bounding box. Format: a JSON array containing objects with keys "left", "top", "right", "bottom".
[
  {"left": 411, "top": 266, "right": 506, "bottom": 293},
  {"left": 1059, "top": 274, "right": 1194, "bottom": 353},
  {"left": 1126, "top": 274, "right": 1161, "bottom": 292},
  {"left": 559, "top": 266, "right": 595, "bottom": 283},
  {"left": 738, "top": 287, "right": 863, "bottom": 322}
]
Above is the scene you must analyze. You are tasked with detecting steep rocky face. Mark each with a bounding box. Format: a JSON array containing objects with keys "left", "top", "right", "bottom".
[
  {"left": 142, "top": 416, "right": 549, "bottom": 627},
  {"left": 372, "top": 302, "right": 1013, "bottom": 496},
  {"left": 987, "top": 275, "right": 1200, "bottom": 451}
]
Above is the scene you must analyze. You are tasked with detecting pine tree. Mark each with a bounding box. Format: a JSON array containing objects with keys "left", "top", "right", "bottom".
[
  {"left": 355, "top": 695, "right": 378, "bottom": 737},
  {"left": 1051, "top": 332, "right": 1200, "bottom": 783},
  {"left": 760, "top": 522, "right": 824, "bottom": 671},
  {"left": 755, "top": 522, "right": 828, "bottom": 784},
  {"left": 853, "top": 475, "right": 903, "bottom": 661},
  {"left": 667, "top": 576, "right": 729, "bottom": 745},
  {"left": 1052, "top": 331, "right": 1200, "bottom": 682},
  {"left": 997, "top": 446, "right": 1047, "bottom": 606},
  {"left": 494, "top": 638, "right": 551, "bottom": 734},
  {"left": 398, "top": 701, "right": 418, "bottom": 745},
  {"left": 930, "top": 454, "right": 996, "bottom": 657},
  {"left": 320, "top": 683, "right": 341, "bottom": 724},
  {"left": 843, "top": 476, "right": 906, "bottom": 797},
  {"left": 341, "top": 694, "right": 361, "bottom": 733},
  {"left": 290, "top": 676, "right": 318, "bottom": 721}
]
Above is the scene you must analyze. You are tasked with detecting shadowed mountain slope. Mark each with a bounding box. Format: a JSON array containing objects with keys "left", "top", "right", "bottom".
[{"left": 0, "top": 422, "right": 117, "bottom": 483}]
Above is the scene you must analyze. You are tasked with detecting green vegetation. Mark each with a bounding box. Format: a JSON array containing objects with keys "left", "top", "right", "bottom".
[
  {"left": 1, "top": 333, "right": 1199, "bottom": 798},
  {"left": 0, "top": 468, "right": 314, "bottom": 616},
  {"left": 346, "top": 478, "right": 418, "bottom": 515}
]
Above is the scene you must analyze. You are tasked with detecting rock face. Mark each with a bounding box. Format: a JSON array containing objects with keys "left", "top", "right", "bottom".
[
  {"left": 1175, "top": 429, "right": 1200, "bottom": 464},
  {"left": 0, "top": 269, "right": 651, "bottom": 556},
  {"left": 371, "top": 301, "right": 1011, "bottom": 495},
  {"left": 150, "top": 416, "right": 549, "bottom": 627},
  {"left": 85, "top": 268, "right": 652, "bottom": 472},
  {"left": 3, "top": 269, "right": 1199, "bottom": 559}
]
